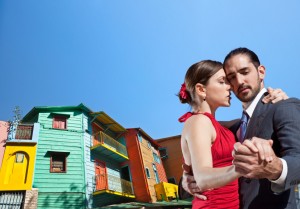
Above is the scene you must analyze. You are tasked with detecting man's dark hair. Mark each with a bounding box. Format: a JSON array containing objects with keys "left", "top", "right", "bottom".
[{"left": 223, "top": 47, "right": 260, "bottom": 68}]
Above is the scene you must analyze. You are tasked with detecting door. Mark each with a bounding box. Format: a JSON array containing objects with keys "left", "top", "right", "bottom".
[
  {"left": 95, "top": 160, "right": 107, "bottom": 191},
  {"left": 4, "top": 152, "right": 29, "bottom": 186}
]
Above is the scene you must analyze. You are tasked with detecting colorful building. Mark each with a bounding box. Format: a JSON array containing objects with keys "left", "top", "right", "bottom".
[
  {"left": 20, "top": 104, "right": 136, "bottom": 208},
  {"left": 89, "top": 111, "right": 135, "bottom": 207},
  {"left": 0, "top": 104, "right": 173, "bottom": 208},
  {"left": 125, "top": 128, "right": 168, "bottom": 203},
  {"left": 0, "top": 123, "right": 40, "bottom": 191},
  {"left": 156, "top": 135, "right": 182, "bottom": 185}
]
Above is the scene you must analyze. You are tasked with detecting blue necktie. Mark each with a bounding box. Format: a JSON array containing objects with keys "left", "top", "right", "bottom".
[{"left": 239, "top": 111, "right": 249, "bottom": 142}]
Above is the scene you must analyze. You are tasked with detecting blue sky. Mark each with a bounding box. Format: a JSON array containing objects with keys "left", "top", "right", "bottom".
[{"left": 1, "top": 1, "right": 299, "bottom": 139}]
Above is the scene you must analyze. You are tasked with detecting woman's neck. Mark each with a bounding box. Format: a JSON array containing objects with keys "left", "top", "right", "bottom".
[{"left": 192, "top": 104, "right": 216, "bottom": 117}]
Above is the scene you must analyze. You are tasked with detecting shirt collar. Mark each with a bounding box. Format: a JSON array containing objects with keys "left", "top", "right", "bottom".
[{"left": 244, "top": 88, "right": 267, "bottom": 118}]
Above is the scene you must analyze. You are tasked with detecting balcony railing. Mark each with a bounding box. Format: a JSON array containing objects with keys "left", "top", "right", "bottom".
[
  {"left": 7, "top": 123, "right": 39, "bottom": 143},
  {"left": 94, "top": 173, "right": 134, "bottom": 195},
  {"left": 92, "top": 131, "right": 128, "bottom": 157},
  {"left": 15, "top": 125, "right": 34, "bottom": 140}
]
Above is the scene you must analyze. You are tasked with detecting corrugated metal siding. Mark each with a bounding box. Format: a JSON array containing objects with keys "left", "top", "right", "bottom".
[{"left": 34, "top": 111, "right": 85, "bottom": 209}]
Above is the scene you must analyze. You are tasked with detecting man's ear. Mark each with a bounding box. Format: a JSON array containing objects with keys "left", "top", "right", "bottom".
[
  {"left": 195, "top": 83, "right": 206, "bottom": 98},
  {"left": 258, "top": 65, "right": 266, "bottom": 80}
]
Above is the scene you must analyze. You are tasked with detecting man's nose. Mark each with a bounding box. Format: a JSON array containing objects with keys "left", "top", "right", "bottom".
[{"left": 235, "top": 74, "right": 244, "bottom": 85}]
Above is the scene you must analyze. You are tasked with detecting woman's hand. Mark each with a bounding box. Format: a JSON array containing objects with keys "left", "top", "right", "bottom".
[
  {"left": 262, "top": 87, "right": 289, "bottom": 104},
  {"left": 242, "top": 137, "right": 274, "bottom": 162}
]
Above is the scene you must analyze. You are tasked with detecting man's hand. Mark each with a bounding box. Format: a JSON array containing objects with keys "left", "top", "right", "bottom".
[
  {"left": 181, "top": 164, "right": 207, "bottom": 200},
  {"left": 232, "top": 137, "right": 282, "bottom": 180}
]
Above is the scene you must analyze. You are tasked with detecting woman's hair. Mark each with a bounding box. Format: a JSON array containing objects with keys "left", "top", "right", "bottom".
[{"left": 179, "top": 60, "right": 223, "bottom": 105}]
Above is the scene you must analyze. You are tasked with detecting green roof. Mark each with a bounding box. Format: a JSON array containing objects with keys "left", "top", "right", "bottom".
[
  {"left": 22, "top": 103, "right": 92, "bottom": 122},
  {"left": 97, "top": 199, "right": 192, "bottom": 208}
]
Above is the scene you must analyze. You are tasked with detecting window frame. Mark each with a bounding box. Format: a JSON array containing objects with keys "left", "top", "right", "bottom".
[
  {"left": 50, "top": 152, "right": 67, "bottom": 173},
  {"left": 145, "top": 167, "right": 151, "bottom": 179},
  {"left": 159, "top": 147, "right": 168, "bottom": 159},
  {"left": 52, "top": 115, "right": 68, "bottom": 130},
  {"left": 153, "top": 163, "right": 160, "bottom": 183},
  {"left": 153, "top": 152, "right": 161, "bottom": 164},
  {"left": 147, "top": 141, "right": 152, "bottom": 149},
  {"left": 15, "top": 153, "right": 25, "bottom": 163},
  {"left": 138, "top": 133, "right": 143, "bottom": 143}
]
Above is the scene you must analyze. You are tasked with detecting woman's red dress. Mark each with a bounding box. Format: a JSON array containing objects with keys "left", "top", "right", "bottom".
[{"left": 179, "top": 112, "right": 239, "bottom": 209}]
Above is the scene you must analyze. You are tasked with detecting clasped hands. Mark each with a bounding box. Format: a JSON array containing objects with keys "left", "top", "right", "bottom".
[{"left": 232, "top": 137, "right": 281, "bottom": 180}]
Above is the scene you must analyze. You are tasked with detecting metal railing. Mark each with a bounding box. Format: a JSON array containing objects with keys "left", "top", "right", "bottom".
[
  {"left": 94, "top": 174, "right": 134, "bottom": 195},
  {"left": 92, "top": 131, "right": 128, "bottom": 157},
  {"left": 0, "top": 191, "right": 25, "bottom": 209}
]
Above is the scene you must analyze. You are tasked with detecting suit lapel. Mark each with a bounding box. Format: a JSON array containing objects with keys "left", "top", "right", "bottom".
[{"left": 245, "top": 95, "right": 271, "bottom": 139}]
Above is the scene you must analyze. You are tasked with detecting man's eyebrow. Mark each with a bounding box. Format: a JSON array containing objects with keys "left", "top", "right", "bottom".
[{"left": 238, "top": 67, "right": 249, "bottom": 72}]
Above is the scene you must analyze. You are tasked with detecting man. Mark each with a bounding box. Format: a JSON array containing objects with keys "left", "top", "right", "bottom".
[{"left": 182, "top": 47, "right": 300, "bottom": 209}]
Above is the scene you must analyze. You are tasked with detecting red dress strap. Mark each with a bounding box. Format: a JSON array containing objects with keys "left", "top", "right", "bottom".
[{"left": 178, "top": 112, "right": 201, "bottom": 122}]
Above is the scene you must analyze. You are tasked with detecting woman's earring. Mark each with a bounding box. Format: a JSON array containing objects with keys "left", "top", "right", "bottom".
[{"left": 203, "top": 97, "right": 206, "bottom": 101}]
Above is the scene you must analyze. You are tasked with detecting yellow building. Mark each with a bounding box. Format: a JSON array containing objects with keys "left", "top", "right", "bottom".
[{"left": 0, "top": 123, "right": 39, "bottom": 191}]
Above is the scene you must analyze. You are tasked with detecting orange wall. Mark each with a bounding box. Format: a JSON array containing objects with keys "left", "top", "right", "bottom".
[
  {"left": 156, "top": 135, "right": 183, "bottom": 184},
  {"left": 125, "top": 130, "right": 151, "bottom": 202},
  {"left": 155, "top": 162, "right": 167, "bottom": 183},
  {"left": 0, "top": 121, "right": 9, "bottom": 168},
  {"left": 139, "top": 137, "right": 158, "bottom": 202},
  {"left": 125, "top": 129, "right": 170, "bottom": 203}
]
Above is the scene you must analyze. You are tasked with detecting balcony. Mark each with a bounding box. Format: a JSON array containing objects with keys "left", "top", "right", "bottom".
[
  {"left": 91, "top": 131, "right": 128, "bottom": 162},
  {"left": 6, "top": 123, "right": 40, "bottom": 144},
  {"left": 93, "top": 173, "right": 135, "bottom": 205}
]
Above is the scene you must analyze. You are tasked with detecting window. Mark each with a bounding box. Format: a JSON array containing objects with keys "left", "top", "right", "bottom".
[
  {"left": 53, "top": 116, "right": 67, "bottom": 129},
  {"left": 138, "top": 133, "right": 143, "bottom": 143},
  {"left": 145, "top": 167, "right": 150, "bottom": 178},
  {"left": 159, "top": 147, "right": 168, "bottom": 159},
  {"left": 50, "top": 153, "right": 67, "bottom": 173},
  {"left": 15, "top": 153, "right": 25, "bottom": 163},
  {"left": 153, "top": 164, "right": 160, "bottom": 183},
  {"left": 153, "top": 152, "right": 161, "bottom": 164},
  {"left": 147, "top": 141, "right": 152, "bottom": 149}
]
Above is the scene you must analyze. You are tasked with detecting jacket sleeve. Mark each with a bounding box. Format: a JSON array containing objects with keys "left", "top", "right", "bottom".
[{"left": 273, "top": 98, "right": 300, "bottom": 191}]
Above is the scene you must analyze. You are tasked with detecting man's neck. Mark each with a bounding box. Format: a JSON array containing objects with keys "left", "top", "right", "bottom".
[{"left": 243, "top": 88, "right": 267, "bottom": 118}]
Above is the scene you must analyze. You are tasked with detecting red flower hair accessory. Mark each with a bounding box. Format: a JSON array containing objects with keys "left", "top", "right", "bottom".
[{"left": 179, "top": 83, "right": 189, "bottom": 99}]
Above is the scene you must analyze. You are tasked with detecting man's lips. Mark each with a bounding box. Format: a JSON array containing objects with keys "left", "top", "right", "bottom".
[{"left": 238, "top": 87, "right": 250, "bottom": 94}]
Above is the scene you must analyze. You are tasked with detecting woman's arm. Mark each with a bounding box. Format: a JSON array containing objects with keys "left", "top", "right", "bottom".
[{"left": 184, "top": 115, "right": 241, "bottom": 192}]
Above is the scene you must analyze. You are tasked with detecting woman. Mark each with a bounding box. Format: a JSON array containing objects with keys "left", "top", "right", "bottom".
[{"left": 178, "top": 60, "right": 283, "bottom": 208}]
